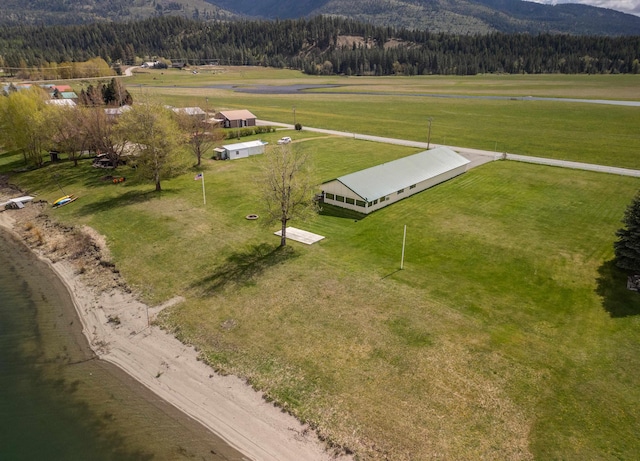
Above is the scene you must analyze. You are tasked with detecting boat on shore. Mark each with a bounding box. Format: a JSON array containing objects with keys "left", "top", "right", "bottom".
[{"left": 53, "top": 194, "right": 77, "bottom": 208}]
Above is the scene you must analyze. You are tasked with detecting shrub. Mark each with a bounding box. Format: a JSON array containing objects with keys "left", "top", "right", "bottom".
[
  {"left": 295, "top": 123, "right": 302, "bottom": 131},
  {"left": 253, "top": 126, "right": 275, "bottom": 134},
  {"left": 223, "top": 126, "right": 275, "bottom": 139}
]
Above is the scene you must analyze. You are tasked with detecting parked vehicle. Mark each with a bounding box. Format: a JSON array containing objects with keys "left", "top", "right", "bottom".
[{"left": 277, "top": 136, "right": 292, "bottom": 145}]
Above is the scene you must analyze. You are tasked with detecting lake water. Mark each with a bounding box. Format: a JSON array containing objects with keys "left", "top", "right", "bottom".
[{"left": 0, "top": 228, "right": 246, "bottom": 461}]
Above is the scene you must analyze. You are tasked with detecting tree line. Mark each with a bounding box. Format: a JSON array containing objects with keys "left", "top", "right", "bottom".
[{"left": 0, "top": 16, "right": 638, "bottom": 75}]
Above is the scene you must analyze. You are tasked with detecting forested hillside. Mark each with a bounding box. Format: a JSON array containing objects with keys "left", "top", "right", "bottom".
[
  {"left": 0, "top": 0, "right": 235, "bottom": 25},
  {"left": 213, "top": 0, "right": 640, "bottom": 35},
  {"left": 1, "top": 17, "right": 638, "bottom": 76},
  {"left": 2, "top": 0, "right": 640, "bottom": 35}
]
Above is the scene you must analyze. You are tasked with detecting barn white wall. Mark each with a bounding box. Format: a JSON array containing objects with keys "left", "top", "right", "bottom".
[
  {"left": 228, "top": 148, "right": 249, "bottom": 159},
  {"left": 225, "top": 144, "right": 265, "bottom": 160},
  {"left": 247, "top": 145, "right": 265, "bottom": 156},
  {"left": 322, "top": 164, "right": 467, "bottom": 214}
]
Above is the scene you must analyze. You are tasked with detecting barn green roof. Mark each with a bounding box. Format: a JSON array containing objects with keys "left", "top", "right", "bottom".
[{"left": 327, "top": 147, "right": 470, "bottom": 201}]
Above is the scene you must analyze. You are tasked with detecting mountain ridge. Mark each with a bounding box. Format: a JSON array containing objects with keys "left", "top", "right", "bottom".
[
  {"left": 0, "top": 0, "right": 639, "bottom": 35},
  {"left": 212, "top": 0, "right": 640, "bottom": 35}
]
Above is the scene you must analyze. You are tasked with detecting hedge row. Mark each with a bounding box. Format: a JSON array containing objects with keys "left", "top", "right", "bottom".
[{"left": 223, "top": 126, "right": 276, "bottom": 140}]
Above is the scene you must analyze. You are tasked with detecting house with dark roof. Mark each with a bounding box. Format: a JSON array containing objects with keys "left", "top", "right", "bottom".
[{"left": 321, "top": 147, "right": 470, "bottom": 214}]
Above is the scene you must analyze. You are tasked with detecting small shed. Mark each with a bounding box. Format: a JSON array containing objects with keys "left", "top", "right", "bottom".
[
  {"left": 214, "top": 110, "right": 257, "bottom": 128},
  {"left": 321, "top": 147, "right": 470, "bottom": 214},
  {"left": 214, "top": 140, "right": 268, "bottom": 160}
]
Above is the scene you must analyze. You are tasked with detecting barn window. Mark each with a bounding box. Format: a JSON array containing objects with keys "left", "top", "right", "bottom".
[
  {"left": 410, "top": 184, "right": 416, "bottom": 189},
  {"left": 356, "top": 200, "right": 366, "bottom": 207},
  {"left": 380, "top": 196, "right": 386, "bottom": 202},
  {"left": 345, "top": 197, "right": 355, "bottom": 205},
  {"left": 335, "top": 195, "right": 345, "bottom": 202},
  {"left": 325, "top": 193, "right": 334, "bottom": 200},
  {"left": 373, "top": 199, "right": 378, "bottom": 205},
  {"left": 397, "top": 189, "right": 405, "bottom": 195}
]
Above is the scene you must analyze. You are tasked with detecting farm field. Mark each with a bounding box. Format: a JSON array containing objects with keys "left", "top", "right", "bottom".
[
  {"left": 3, "top": 68, "right": 640, "bottom": 459},
  {"left": 127, "top": 68, "right": 640, "bottom": 169}
]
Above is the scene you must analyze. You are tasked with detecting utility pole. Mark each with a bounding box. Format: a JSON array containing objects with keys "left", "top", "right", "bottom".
[
  {"left": 401, "top": 225, "right": 407, "bottom": 270},
  {"left": 427, "top": 117, "right": 433, "bottom": 150},
  {"left": 293, "top": 106, "right": 296, "bottom": 126}
]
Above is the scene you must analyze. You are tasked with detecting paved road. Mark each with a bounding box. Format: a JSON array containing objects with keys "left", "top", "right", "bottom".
[{"left": 260, "top": 120, "right": 640, "bottom": 177}]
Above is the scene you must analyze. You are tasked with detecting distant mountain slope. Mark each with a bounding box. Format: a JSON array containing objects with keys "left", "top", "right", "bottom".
[
  {"left": 1, "top": 0, "right": 639, "bottom": 35},
  {"left": 472, "top": 0, "right": 640, "bottom": 35},
  {"left": 0, "top": 0, "right": 236, "bottom": 26},
  {"left": 215, "top": 0, "right": 331, "bottom": 19},
  {"left": 213, "top": 0, "right": 640, "bottom": 35}
]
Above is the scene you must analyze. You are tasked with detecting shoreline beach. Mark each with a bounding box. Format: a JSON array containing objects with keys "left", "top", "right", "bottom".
[{"left": 0, "top": 201, "right": 347, "bottom": 461}]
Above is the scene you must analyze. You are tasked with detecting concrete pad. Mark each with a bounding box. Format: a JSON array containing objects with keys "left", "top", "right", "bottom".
[{"left": 274, "top": 227, "right": 325, "bottom": 245}]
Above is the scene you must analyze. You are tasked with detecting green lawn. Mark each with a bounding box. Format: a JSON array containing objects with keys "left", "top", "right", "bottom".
[
  {"left": 3, "top": 69, "right": 640, "bottom": 459},
  {"left": 4, "top": 132, "right": 640, "bottom": 459}
]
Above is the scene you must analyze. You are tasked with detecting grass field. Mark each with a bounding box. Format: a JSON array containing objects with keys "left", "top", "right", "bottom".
[
  {"left": 123, "top": 68, "right": 640, "bottom": 169},
  {"left": 3, "top": 69, "right": 640, "bottom": 459}
]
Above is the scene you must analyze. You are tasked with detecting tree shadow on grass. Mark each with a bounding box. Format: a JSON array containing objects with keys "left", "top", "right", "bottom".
[
  {"left": 73, "top": 189, "right": 161, "bottom": 216},
  {"left": 0, "top": 151, "right": 28, "bottom": 174},
  {"left": 191, "top": 243, "right": 298, "bottom": 296},
  {"left": 595, "top": 259, "right": 640, "bottom": 318}
]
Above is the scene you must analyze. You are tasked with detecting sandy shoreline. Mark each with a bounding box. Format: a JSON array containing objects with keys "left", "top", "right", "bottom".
[{"left": 0, "top": 203, "right": 348, "bottom": 461}]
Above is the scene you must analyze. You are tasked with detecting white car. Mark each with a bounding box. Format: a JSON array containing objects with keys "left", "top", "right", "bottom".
[{"left": 277, "top": 136, "right": 292, "bottom": 145}]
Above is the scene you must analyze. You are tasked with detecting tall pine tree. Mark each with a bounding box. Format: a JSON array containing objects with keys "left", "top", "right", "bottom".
[{"left": 614, "top": 193, "right": 640, "bottom": 273}]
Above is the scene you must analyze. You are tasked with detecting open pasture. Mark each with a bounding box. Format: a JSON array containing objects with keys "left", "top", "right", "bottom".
[
  {"left": 4, "top": 117, "right": 640, "bottom": 458},
  {"left": 128, "top": 68, "right": 640, "bottom": 169}
]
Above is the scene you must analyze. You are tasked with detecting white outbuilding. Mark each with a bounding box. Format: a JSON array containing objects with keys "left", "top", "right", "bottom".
[
  {"left": 214, "top": 140, "right": 268, "bottom": 160},
  {"left": 321, "top": 147, "right": 470, "bottom": 214}
]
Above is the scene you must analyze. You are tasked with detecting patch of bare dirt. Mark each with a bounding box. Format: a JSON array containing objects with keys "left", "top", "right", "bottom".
[
  {"left": 335, "top": 35, "right": 405, "bottom": 50},
  {"left": 336, "top": 35, "right": 375, "bottom": 49}
]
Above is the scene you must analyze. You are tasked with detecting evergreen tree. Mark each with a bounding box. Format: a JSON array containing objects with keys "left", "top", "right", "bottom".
[{"left": 614, "top": 193, "right": 640, "bottom": 273}]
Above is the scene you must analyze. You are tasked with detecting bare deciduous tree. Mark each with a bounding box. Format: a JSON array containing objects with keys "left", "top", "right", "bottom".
[
  {"left": 175, "top": 110, "right": 222, "bottom": 166},
  {"left": 261, "top": 144, "right": 318, "bottom": 247},
  {"left": 83, "top": 106, "right": 128, "bottom": 168},
  {"left": 45, "top": 106, "right": 87, "bottom": 166}
]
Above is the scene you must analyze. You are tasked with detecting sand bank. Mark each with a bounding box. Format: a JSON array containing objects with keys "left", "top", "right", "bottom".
[{"left": 0, "top": 203, "right": 348, "bottom": 461}]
